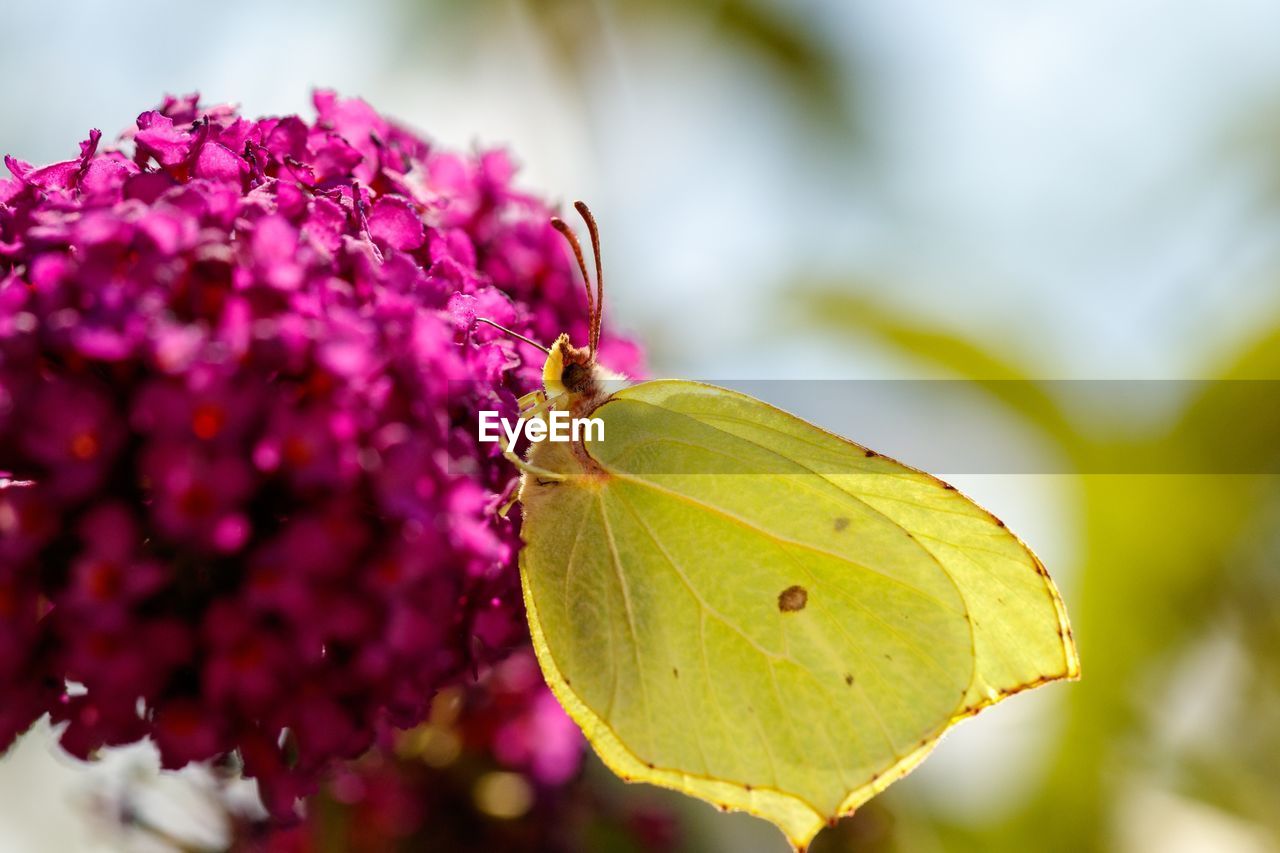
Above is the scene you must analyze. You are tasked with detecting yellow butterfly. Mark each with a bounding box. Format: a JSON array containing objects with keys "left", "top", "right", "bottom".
[{"left": 486, "top": 203, "right": 1078, "bottom": 851}]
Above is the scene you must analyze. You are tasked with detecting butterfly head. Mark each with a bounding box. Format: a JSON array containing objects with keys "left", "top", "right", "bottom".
[{"left": 542, "top": 333, "right": 597, "bottom": 400}]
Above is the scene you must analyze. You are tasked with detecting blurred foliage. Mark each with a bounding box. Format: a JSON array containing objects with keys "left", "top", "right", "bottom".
[
  {"left": 797, "top": 286, "right": 1280, "bottom": 852},
  {"left": 410, "top": 0, "right": 859, "bottom": 141}
]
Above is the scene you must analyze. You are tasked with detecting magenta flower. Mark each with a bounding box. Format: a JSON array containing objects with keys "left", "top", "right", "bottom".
[{"left": 0, "top": 91, "right": 641, "bottom": 817}]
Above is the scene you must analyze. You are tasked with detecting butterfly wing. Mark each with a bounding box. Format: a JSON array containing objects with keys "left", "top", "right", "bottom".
[
  {"left": 518, "top": 380, "right": 1077, "bottom": 849},
  {"left": 604, "top": 381, "right": 1081, "bottom": 709}
]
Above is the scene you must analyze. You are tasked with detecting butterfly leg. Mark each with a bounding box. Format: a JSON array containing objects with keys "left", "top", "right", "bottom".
[
  {"left": 517, "top": 389, "right": 547, "bottom": 415},
  {"left": 500, "top": 392, "right": 567, "bottom": 482}
]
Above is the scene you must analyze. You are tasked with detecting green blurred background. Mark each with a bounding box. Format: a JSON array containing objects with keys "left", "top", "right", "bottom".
[{"left": 2, "top": 1, "right": 1279, "bottom": 851}]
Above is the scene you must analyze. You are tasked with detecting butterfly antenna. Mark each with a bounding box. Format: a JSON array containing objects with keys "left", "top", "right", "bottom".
[
  {"left": 474, "top": 317, "right": 551, "bottom": 354},
  {"left": 574, "top": 201, "right": 604, "bottom": 355},
  {"left": 551, "top": 215, "right": 595, "bottom": 353}
]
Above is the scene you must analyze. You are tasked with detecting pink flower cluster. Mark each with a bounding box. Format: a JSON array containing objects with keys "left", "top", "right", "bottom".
[
  {"left": 230, "top": 653, "right": 679, "bottom": 852},
  {"left": 0, "top": 92, "right": 641, "bottom": 815}
]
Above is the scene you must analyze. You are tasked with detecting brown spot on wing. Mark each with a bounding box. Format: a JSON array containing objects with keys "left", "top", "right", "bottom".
[
  {"left": 833, "top": 516, "right": 850, "bottom": 532},
  {"left": 778, "top": 585, "right": 808, "bottom": 612}
]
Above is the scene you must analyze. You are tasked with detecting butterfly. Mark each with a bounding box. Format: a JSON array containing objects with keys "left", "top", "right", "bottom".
[{"left": 484, "top": 203, "right": 1079, "bottom": 851}]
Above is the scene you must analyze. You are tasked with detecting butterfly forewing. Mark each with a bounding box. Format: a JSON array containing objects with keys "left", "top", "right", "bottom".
[{"left": 610, "top": 381, "right": 1080, "bottom": 708}]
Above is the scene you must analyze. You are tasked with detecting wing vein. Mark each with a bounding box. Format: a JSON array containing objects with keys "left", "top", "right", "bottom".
[
  {"left": 612, "top": 490, "right": 784, "bottom": 661},
  {"left": 605, "top": 466, "right": 964, "bottom": 618},
  {"left": 597, "top": 494, "right": 658, "bottom": 760}
]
